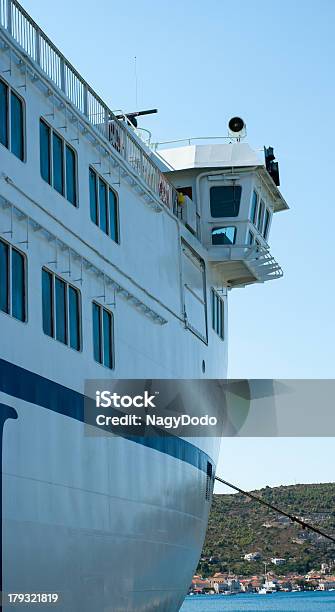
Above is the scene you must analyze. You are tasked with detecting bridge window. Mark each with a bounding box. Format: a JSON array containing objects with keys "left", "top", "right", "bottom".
[
  {"left": 177, "top": 186, "right": 193, "bottom": 200},
  {"left": 42, "top": 269, "right": 81, "bottom": 351},
  {"left": 210, "top": 185, "right": 241, "bottom": 217},
  {"left": 40, "top": 119, "right": 77, "bottom": 206},
  {"left": 89, "top": 167, "right": 119, "bottom": 243},
  {"left": 263, "top": 208, "right": 271, "bottom": 239},
  {"left": 92, "top": 302, "right": 114, "bottom": 369},
  {"left": 250, "top": 190, "right": 258, "bottom": 225},
  {"left": 211, "top": 289, "right": 224, "bottom": 340},
  {"left": 257, "top": 199, "right": 265, "bottom": 232},
  {"left": 0, "top": 79, "right": 25, "bottom": 161},
  {"left": 212, "top": 226, "right": 236, "bottom": 245},
  {"left": 0, "top": 239, "right": 26, "bottom": 322}
]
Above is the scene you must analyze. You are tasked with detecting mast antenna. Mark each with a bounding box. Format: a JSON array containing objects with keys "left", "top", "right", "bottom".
[{"left": 134, "top": 56, "right": 138, "bottom": 111}]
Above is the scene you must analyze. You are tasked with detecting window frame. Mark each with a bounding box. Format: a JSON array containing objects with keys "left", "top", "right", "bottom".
[
  {"left": 0, "top": 237, "right": 27, "bottom": 323},
  {"left": 0, "top": 77, "right": 26, "bottom": 162},
  {"left": 39, "top": 118, "right": 78, "bottom": 207},
  {"left": 92, "top": 300, "right": 115, "bottom": 370},
  {"left": 89, "top": 166, "right": 120, "bottom": 243},
  {"left": 41, "top": 267, "right": 82, "bottom": 352},
  {"left": 211, "top": 289, "right": 224, "bottom": 341}
]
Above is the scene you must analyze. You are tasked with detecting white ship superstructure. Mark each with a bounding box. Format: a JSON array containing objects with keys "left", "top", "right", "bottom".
[{"left": 0, "top": 2, "right": 288, "bottom": 610}]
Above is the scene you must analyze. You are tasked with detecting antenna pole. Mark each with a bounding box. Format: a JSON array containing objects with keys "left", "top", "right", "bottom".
[{"left": 134, "top": 56, "right": 138, "bottom": 111}]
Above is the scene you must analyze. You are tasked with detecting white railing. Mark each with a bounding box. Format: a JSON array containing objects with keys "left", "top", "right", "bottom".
[
  {"left": 209, "top": 243, "right": 283, "bottom": 281},
  {"left": 152, "top": 136, "right": 239, "bottom": 150},
  {"left": 0, "top": 0, "right": 177, "bottom": 211}
]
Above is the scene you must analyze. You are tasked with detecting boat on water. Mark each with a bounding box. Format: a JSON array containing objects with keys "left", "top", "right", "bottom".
[{"left": 0, "top": 1, "right": 289, "bottom": 610}]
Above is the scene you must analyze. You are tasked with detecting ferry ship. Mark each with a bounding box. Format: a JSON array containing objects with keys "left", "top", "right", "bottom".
[{"left": 0, "top": 1, "right": 288, "bottom": 610}]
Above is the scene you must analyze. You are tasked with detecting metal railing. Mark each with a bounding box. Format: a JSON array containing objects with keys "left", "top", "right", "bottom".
[
  {"left": 0, "top": 0, "right": 177, "bottom": 211},
  {"left": 152, "top": 136, "right": 239, "bottom": 150},
  {"left": 211, "top": 243, "right": 283, "bottom": 280}
]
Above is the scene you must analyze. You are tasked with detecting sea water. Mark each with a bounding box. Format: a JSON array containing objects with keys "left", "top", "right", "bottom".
[{"left": 180, "top": 591, "right": 335, "bottom": 611}]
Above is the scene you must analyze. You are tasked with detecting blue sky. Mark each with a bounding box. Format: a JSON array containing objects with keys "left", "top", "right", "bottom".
[{"left": 22, "top": 0, "right": 335, "bottom": 490}]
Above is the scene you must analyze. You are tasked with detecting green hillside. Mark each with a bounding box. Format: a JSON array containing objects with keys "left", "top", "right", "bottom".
[{"left": 198, "top": 483, "right": 335, "bottom": 577}]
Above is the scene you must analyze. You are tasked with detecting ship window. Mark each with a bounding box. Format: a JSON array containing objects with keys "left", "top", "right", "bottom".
[
  {"left": 210, "top": 185, "right": 241, "bottom": 217},
  {"left": 53, "top": 133, "right": 64, "bottom": 196},
  {"left": 69, "top": 286, "right": 80, "bottom": 351},
  {"left": 40, "top": 119, "right": 77, "bottom": 206},
  {"left": 248, "top": 230, "right": 254, "bottom": 245},
  {"left": 42, "top": 268, "right": 81, "bottom": 351},
  {"left": 211, "top": 289, "right": 224, "bottom": 340},
  {"left": 109, "top": 189, "right": 119, "bottom": 243},
  {"left": 40, "top": 120, "right": 51, "bottom": 183},
  {"left": 0, "top": 239, "right": 26, "bottom": 322},
  {"left": 89, "top": 167, "right": 119, "bottom": 243},
  {"left": 66, "top": 145, "right": 77, "bottom": 206},
  {"left": 263, "top": 208, "right": 271, "bottom": 239},
  {"left": 93, "top": 302, "right": 102, "bottom": 363},
  {"left": 212, "top": 226, "right": 236, "bottom": 245},
  {"left": 0, "top": 81, "right": 8, "bottom": 148},
  {"left": 42, "top": 269, "right": 53, "bottom": 336},
  {"left": 11, "top": 249, "right": 25, "bottom": 321},
  {"left": 99, "top": 178, "right": 108, "bottom": 234},
  {"left": 177, "top": 186, "right": 193, "bottom": 200},
  {"left": 55, "top": 277, "right": 67, "bottom": 344},
  {"left": 257, "top": 199, "right": 265, "bottom": 232},
  {"left": 92, "top": 302, "right": 114, "bottom": 369},
  {"left": 0, "top": 79, "right": 24, "bottom": 161},
  {"left": 89, "top": 168, "right": 98, "bottom": 224},
  {"left": 0, "top": 240, "right": 9, "bottom": 314},
  {"left": 10, "top": 92, "right": 24, "bottom": 160},
  {"left": 250, "top": 190, "right": 258, "bottom": 225}
]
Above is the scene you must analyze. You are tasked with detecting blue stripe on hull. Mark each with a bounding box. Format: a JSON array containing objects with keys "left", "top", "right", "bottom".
[{"left": 0, "top": 358, "right": 214, "bottom": 473}]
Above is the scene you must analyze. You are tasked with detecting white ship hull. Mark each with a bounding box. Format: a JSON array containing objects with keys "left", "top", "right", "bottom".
[{"left": 1, "top": 360, "right": 220, "bottom": 611}]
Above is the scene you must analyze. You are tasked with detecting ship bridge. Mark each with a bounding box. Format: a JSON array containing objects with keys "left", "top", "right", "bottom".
[{"left": 155, "top": 133, "right": 288, "bottom": 289}]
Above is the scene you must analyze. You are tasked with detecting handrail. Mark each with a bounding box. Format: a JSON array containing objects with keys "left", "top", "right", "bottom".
[
  {"left": 152, "top": 136, "right": 240, "bottom": 150},
  {"left": 0, "top": 0, "right": 178, "bottom": 211}
]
